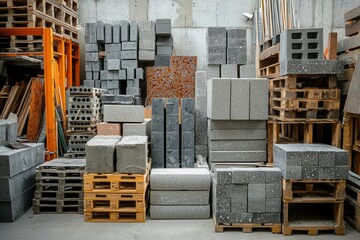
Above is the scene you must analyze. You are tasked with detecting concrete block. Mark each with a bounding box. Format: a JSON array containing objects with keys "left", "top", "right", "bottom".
[
  {"left": 150, "top": 190, "right": 209, "bottom": 205},
  {"left": 84, "top": 80, "right": 95, "bottom": 88},
  {"left": 85, "top": 62, "right": 92, "bottom": 72},
  {"left": 335, "top": 151, "right": 349, "bottom": 166},
  {"left": 107, "top": 80, "right": 119, "bottom": 89},
  {"left": 85, "top": 23, "right": 96, "bottom": 44},
  {"left": 280, "top": 59, "right": 344, "bottom": 75},
  {"left": 248, "top": 184, "right": 266, "bottom": 213},
  {"left": 139, "top": 30, "right": 155, "bottom": 40},
  {"left": 92, "top": 62, "right": 100, "bottom": 72},
  {"left": 265, "top": 198, "right": 281, "bottom": 213},
  {"left": 209, "top": 140, "right": 266, "bottom": 151},
  {"left": 85, "top": 44, "right": 98, "bottom": 52},
  {"left": 207, "top": 27, "right": 227, "bottom": 47},
  {"left": 215, "top": 198, "right": 231, "bottom": 213},
  {"left": 283, "top": 166, "right": 302, "bottom": 180},
  {"left": 151, "top": 98, "right": 165, "bottom": 132},
  {"left": 96, "top": 21, "right": 104, "bottom": 42},
  {"left": 119, "top": 70, "right": 127, "bottom": 79},
  {"left": 138, "top": 21, "right": 155, "bottom": 31},
  {"left": 0, "top": 118, "right": 17, "bottom": 143},
  {"left": 230, "top": 184, "right": 247, "bottom": 199},
  {"left": 156, "top": 46, "right": 172, "bottom": 55},
  {"left": 135, "top": 68, "right": 144, "bottom": 79},
  {"left": 104, "top": 23, "right": 112, "bottom": 43},
  {"left": 85, "top": 71, "right": 92, "bottom": 80},
  {"left": 318, "top": 167, "right": 335, "bottom": 180},
  {"left": 93, "top": 71, "right": 99, "bottom": 80},
  {"left": 221, "top": 64, "right": 238, "bottom": 78},
  {"left": 94, "top": 80, "right": 101, "bottom": 88},
  {"left": 239, "top": 64, "right": 256, "bottom": 78},
  {"left": 207, "top": 54, "right": 226, "bottom": 65},
  {"left": 227, "top": 47, "right": 247, "bottom": 64},
  {"left": 123, "top": 120, "right": 151, "bottom": 137},
  {"left": 205, "top": 65, "right": 220, "bottom": 79},
  {"left": 252, "top": 213, "right": 281, "bottom": 223},
  {"left": 139, "top": 39, "right": 155, "bottom": 50},
  {"left": 120, "top": 20, "right": 130, "bottom": 42},
  {"left": 103, "top": 105, "right": 144, "bottom": 123},
  {"left": 85, "top": 135, "right": 121, "bottom": 173},
  {"left": 112, "top": 24, "right": 120, "bottom": 43},
  {"left": 265, "top": 168, "right": 282, "bottom": 183},
  {"left": 97, "top": 123, "right": 121, "bottom": 135},
  {"left": 122, "top": 60, "right": 138, "bottom": 69},
  {"left": 122, "top": 42, "right": 138, "bottom": 50},
  {"left": 212, "top": 178, "right": 230, "bottom": 199},
  {"left": 166, "top": 149, "right": 179, "bottom": 168},
  {"left": 227, "top": 28, "right": 247, "bottom": 48},
  {"left": 250, "top": 79, "right": 268, "bottom": 120},
  {"left": 156, "top": 36, "right": 173, "bottom": 46},
  {"left": 231, "top": 198, "right": 247, "bottom": 213},
  {"left": 139, "top": 50, "right": 155, "bottom": 61},
  {"left": 150, "top": 205, "right": 210, "bottom": 219},
  {"left": 0, "top": 143, "right": 44, "bottom": 177},
  {"left": 126, "top": 68, "right": 135, "bottom": 79},
  {"left": 195, "top": 71, "right": 207, "bottom": 146},
  {"left": 265, "top": 183, "right": 282, "bottom": 198},
  {"left": 334, "top": 166, "right": 348, "bottom": 179},
  {"left": 214, "top": 168, "right": 232, "bottom": 184},
  {"left": 107, "top": 59, "right": 120, "bottom": 70},
  {"left": 126, "top": 87, "right": 141, "bottom": 96},
  {"left": 207, "top": 78, "right": 230, "bottom": 120},
  {"left": 302, "top": 166, "right": 318, "bottom": 180},
  {"left": 105, "top": 44, "right": 121, "bottom": 52},
  {"left": 155, "top": 55, "right": 171, "bottom": 66},
  {"left": 130, "top": 21, "right": 138, "bottom": 42},
  {"left": 85, "top": 52, "right": 99, "bottom": 62},
  {"left": 231, "top": 79, "right": 250, "bottom": 120},
  {"left": 116, "top": 136, "right": 148, "bottom": 174},
  {"left": 156, "top": 19, "right": 171, "bottom": 36},
  {"left": 209, "top": 129, "right": 267, "bottom": 140},
  {"left": 195, "top": 145, "right": 208, "bottom": 158},
  {"left": 150, "top": 168, "right": 211, "bottom": 190},
  {"left": 182, "top": 149, "right": 195, "bottom": 168},
  {"left": 318, "top": 151, "right": 336, "bottom": 167},
  {"left": 121, "top": 51, "right": 137, "bottom": 60},
  {"left": 209, "top": 151, "right": 266, "bottom": 163},
  {"left": 208, "top": 120, "right": 266, "bottom": 130}
]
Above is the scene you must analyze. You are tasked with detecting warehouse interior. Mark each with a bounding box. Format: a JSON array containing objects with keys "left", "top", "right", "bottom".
[{"left": 1, "top": 0, "right": 360, "bottom": 239}]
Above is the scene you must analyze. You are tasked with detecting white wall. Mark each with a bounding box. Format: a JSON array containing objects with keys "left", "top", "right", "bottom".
[{"left": 78, "top": 0, "right": 360, "bottom": 76}]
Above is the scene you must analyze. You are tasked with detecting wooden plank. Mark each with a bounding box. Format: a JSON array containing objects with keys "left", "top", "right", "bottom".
[
  {"left": 326, "top": 32, "right": 337, "bottom": 60},
  {"left": 344, "top": 57, "right": 360, "bottom": 114},
  {"left": 346, "top": 19, "right": 360, "bottom": 37},
  {"left": 345, "top": 5, "right": 360, "bottom": 22},
  {"left": 27, "top": 78, "right": 44, "bottom": 142},
  {"left": 0, "top": 84, "right": 19, "bottom": 119}
]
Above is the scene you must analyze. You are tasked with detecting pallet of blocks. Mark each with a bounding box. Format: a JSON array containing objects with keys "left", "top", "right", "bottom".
[
  {"left": 66, "top": 87, "right": 106, "bottom": 159},
  {"left": 33, "top": 158, "right": 85, "bottom": 214},
  {"left": 0, "top": 0, "right": 79, "bottom": 51},
  {"left": 274, "top": 144, "right": 348, "bottom": 236},
  {"left": 84, "top": 135, "right": 149, "bottom": 222}
]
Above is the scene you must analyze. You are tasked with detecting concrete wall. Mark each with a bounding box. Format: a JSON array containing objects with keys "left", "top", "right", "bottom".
[{"left": 78, "top": 0, "right": 359, "bottom": 76}]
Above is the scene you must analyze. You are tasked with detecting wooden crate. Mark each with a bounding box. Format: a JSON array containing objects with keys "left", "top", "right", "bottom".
[
  {"left": 282, "top": 201, "right": 345, "bottom": 236},
  {"left": 84, "top": 211, "right": 146, "bottom": 223},
  {"left": 343, "top": 113, "right": 360, "bottom": 175},
  {"left": 267, "top": 120, "right": 341, "bottom": 163},
  {"left": 259, "top": 43, "right": 280, "bottom": 78},
  {"left": 282, "top": 179, "right": 346, "bottom": 201}
]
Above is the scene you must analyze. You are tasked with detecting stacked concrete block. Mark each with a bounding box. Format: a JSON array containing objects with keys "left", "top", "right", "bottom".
[
  {"left": 195, "top": 71, "right": 208, "bottom": 157},
  {"left": 85, "top": 21, "right": 146, "bottom": 98},
  {"left": 67, "top": 87, "right": 106, "bottom": 158},
  {"left": 32, "top": 158, "right": 85, "bottom": 214},
  {"left": 116, "top": 136, "right": 148, "bottom": 174},
  {"left": 97, "top": 122, "right": 122, "bottom": 135},
  {"left": 155, "top": 19, "right": 173, "bottom": 66},
  {"left": 150, "top": 167, "right": 211, "bottom": 219},
  {"left": 273, "top": 144, "right": 349, "bottom": 180},
  {"left": 103, "top": 105, "right": 144, "bottom": 123},
  {"left": 151, "top": 98, "right": 165, "bottom": 168},
  {"left": 221, "top": 64, "right": 238, "bottom": 78},
  {"left": 279, "top": 28, "right": 343, "bottom": 75},
  {"left": 227, "top": 28, "right": 247, "bottom": 65},
  {"left": 207, "top": 27, "right": 227, "bottom": 65},
  {"left": 0, "top": 117, "right": 17, "bottom": 142},
  {"left": 138, "top": 21, "right": 155, "bottom": 61},
  {"left": 239, "top": 64, "right": 256, "bottom": 78},
  {"left": 213, "top": 167, "right": 282, "bottom": 224},
  {"left": 181, "top": 99, "right": 195, "bottom": 168},
  {"left": 0, "top": 143, "right": 44, "bottom": 222},
  {"left": 85, "top": 135, "right": 121, "bottom": 173},
  {"left": 123, "top": 119, "right": 151, "bottom": 137},
  {"left": 166, "top": 98, "right": 180, "bottom": 168}
]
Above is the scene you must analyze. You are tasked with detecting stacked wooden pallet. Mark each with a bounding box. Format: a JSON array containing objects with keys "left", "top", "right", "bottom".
[
  {"left": 0, "top": 0, "right": 78, "bottom": 51},
  {"left": 282, "top": 179, "right": 346, "bottom": 236},
  {"left": 33, "top": 158, "right": 85, "bottom": 214},
  {"left": 83, "top": 161, "right": 150, "bottom": 222},
  {"left": 345, "top": 181, "right": 360, "bottom": 232}
]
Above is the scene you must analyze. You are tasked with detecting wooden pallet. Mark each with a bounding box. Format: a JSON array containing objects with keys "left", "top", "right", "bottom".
[
  {"left": 36, "top": 182, "right": 83, "bottom": 192},
  {"left": 282, "top": 201, "right": 345, "bottom": 236},
  {"left": 259, "top": 43, "right": 279, "bottom": 78},
  {"left": 33, "top": 198, "right": 83, "bottom": 206},
  {"left": 269, "top": 109, "right": 339, "bottom": 121},
  {"left": 84, "top": 211, "right": 146, "bottom": 223},
  {"left": 33, "top": 204, "right": 83, "bottom": 214},
  {"left": 345, "top": 5, "right": 360, "bottom": 37},
  {"left": 34, "top": 189, "right": 83, "bottom": 199},
  {"left": 267, "top": 120, "right": 341, "bottom": 163},
  {"left": 270, "top": 98, "right": 340, "bottom": 111},
  {"left": 84, "top": 193, "right": 146, "bottom": 212},
  {"left": 283, "top": 179, "right": 346, "bottom": 201},
  {"left": 269, "top": 75, "right": 338, "bottom": 89},
  {"left": 36, "top": 176, "right": 82, "bottom": 185},
  {"left": 343, "top": 113, "right": 360, "bottom": 175},
  {"left": 345, "top": 184, "right": 360, "bottom": 232},
  {"left": 36, "top": 170, "right": 84, "bottom": 178}
]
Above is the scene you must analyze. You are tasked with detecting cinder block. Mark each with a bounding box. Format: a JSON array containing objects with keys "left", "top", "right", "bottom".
[
  {"left": 207, "top": 27, "right": 227, "bottom": 47},
  {"left": 130, "top": 21, "right": 138, "bottom": 42},
  {"left": 302, "top": 166, "right": 319, "bottom": 180},
  {"left": 104, "top": 23, "right": 112, "bottom": 43},
  {"left": 85, "top": 44, "right": 98, "bottom": 52},
  {"left": 155, "top": 19, "right": 171, "bottom": 36},
  {"left": 239, "top": 64, "right": 256, "bottom": 78},
  {"left": 334, "top": 166, "right": 348, "bottom": 179},
  {"left": 318, "top": 167, "right": 335, "bottom": 180},
  {"left": 85, "top": 136, "right": 121, "bottom": 173},
  {"left": 214, "top": 168, "right": 232, "bottom": 184},
  {"left": 209, "top": 129, "right": 267, "bottom": 140},
  {"left": 97, "top": 123, "right": 121, "bottom": 135},
  {"left": 136, "top": 68, "right": 144, "bottom": 79},
  {"left": 156, "top": 36, "right": 173, "bottom": 46},
  {"left": 156, "top": 46, "right": 172, "bottom": 55},
  {"left": 265, "top": 168, "right": 282, "bottom": 183},
  {"left": 104, "top": 105, "right": 144, "bottom": 123},
  {"left": 227, "top": 47, "right": 247, "bottom": 65},
  {"left": 280, "top": 59, "right": 344, "bottom": 75},
  {"left": 212, "top": 178, "right": 230, "bottom": 199},
  {"left": 230, "top": 184, "right": 248, "bottom": 199},
  {"left": 209, "top": 140, "right": 266, "bottom": 151},
  {"left": 231, "top": 198, "right": 247, "bottom": 213},
  {"left": 85, "top": 22, "right": 96, "bottom": 44},
  {"left": 85, "top": 52, "right": 99, "bottom": 62},
  {"left": 207, "top": 54, "right": 226, "bottom": 65},
  {"left": 116, "top": 136, "right": 148, "bottom": 174},
  {"left": 150, "top": 205, "right": 210, "bottom": 219},
  {"left": 96, "top": 21, "right": 104, "bottom": 42},
  {"left": 231, "top": 79, "right": 250, "bottom": 120},
  {"left": 248, "top": 184, "right": 266, "bottom": 213},
  {"left": 126, "top": 68, "right": 135, "bottom": 79},
  {"left": 150, "top": 190, "right": 209, "bottom": 205},
  {"left": 139, "top": 50, "right": 155, "bottom": 61},
  {"left": 250, "top": 79, "right": 268, "bottom": 120},
  {"left": 195, "top": 71, "right": 207, "bottom": 146},
  {"left": 105, "top": 44, "right": 121, "bottom": 52},
  {"left": 284, "top": 166, "right": 302, "bottom": 180},
  {"left": 120, "top": 20, "right": 130, "bottom": 42},
  {"left": 208, "top": 120, "right": 266, "bottom": 130},
  {"left": 209, "top": 151, "right": 266, "bottom": 163},
  {"left": 207, "top": 78, "right": 230, "bottom": 120},
  {"left": 84, "top": 80, "right": 95, "bottom": 88},
  {"left": 221, "top": 64, "right": 238, "bottom": 78},
  {"left": 150, "top": 168, "right": 211, "bottom": 190},
  {"left": 121, "top": 51, "right": 137, "bottom": 60},
  {"left": 253, "top": 213, "right": 281, "bottom": 223},
  {"left": 121, "top": 60, "right": 138, "bottom": 69},
  {"left": 139, "top": 30, "right": 155, "bottom": 40},
  {"left": 93, "top": 71, "right": 99, "bottom": 80},
  {"left": 112, "top": 24, "right": 120, "bottom": 43},
  {"left": 139, "top": 39, "right": 155, "bottom": 50},
  {"left": 265, "top": 183, "right": 282, "bottom": 198},
  {"left": 126, "top": 87, "right": 141, "bottom": 96},
  {"left": 107, "top": 59, "right": 120, "bottom": 70},
  {"left": 123, "top": 120, "right": 151, "bottom": 137},
  {"left": 138, "top": 21, "right": 155, "bottom": 31},
  {"left": 151, "top": 98, "right": 165, "bottom": 132},
  {"left": 107, "top": 80, "right": 120, "bottom": 89},
  {"left": 155, "top": 55, "right": 171, "bottom": 66},
  {"left": 227, "top": 28, "right": 246, "bottom": 48},
  {"left": 122, "top": 42, "right": 138, "bottom": 50},
  {"left": 215, "top": 198, "right": 231, "bottom": 213}
]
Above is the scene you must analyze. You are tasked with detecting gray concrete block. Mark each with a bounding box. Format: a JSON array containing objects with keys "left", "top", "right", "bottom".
[
  {"left": 120, "top": 20, "right": 130, "bottom": 42},
  {"left": 232, "top": 170, "right": 249, "bottom": 184},
  {"left": 139, "top": 39, "right": 155, "bottom": 50},
  {"left": 209, "top": 140, "right": 266, "bottom": 151},
  {"left": 231, "top": 79, "right": 250, "bottom": 120},
  {"left": 112, "top": 24, "right": 120, "bottom": 43},
  {"left": 227, "top": 28, "right": 246, "bottom": 48},
  {"left": 94, "top": 80, "right": 101, "bottom": 88},
  {"left": 122, "top": 41, "right": 138, "bottom": 50},
  {"left": 248, "top": 198, "right": 266, "bottom": 213},
  {"left": 250, "top": 79, "right": 268, "bottom": 120},
  {"left": 230, "top": 184, "right": 247, "bottom": 199},
  {"left": 280, "top": 59, "right": 344, "bottom": 75},
  {"left": 155, "top": 55, "right": 171, "bottom": 66},
  {"left": 156, "top": 19, "right": 171, "bottom": 36},
  {"left": 84, "top": 80, "right": 95, "bottom": 88},
  {"left": 104, "top": 23, "right": 112, "bottom": 43},
  {"left": 338, "top": 34, "right": 360, "bottom": 53},
  {"left": 212, "top": 178, "right": 230, "bottom": 199},
  {"left": 248, "top": 170, "right": 266, "bottom": 183},
  {"left": 105, "top": 44, "right": 121, "bottom": 52},
  {"left": 265, "top": 183, "right": 282, "bottom": 198},
  {"left": 214, "top": 168, "right": 232, "bottom": 184},
  {"left": 150, "top": 168, "right": 211, "bottom": 190},
  {"left": 126, "top": 68, "right": 135, "bottom": 79},
  {"left": 248, "top": 184, "right": 266, "bottom": 212},
  {"left": 85, "top": 44, "right": 98, "bottom": 52},
  {"left": 85, "top": 71, "right": 92, "bottom": 80},
  {"left": 138, "top": 21, "right": 155, "bottom": 31},
  {"left": 302, "top": 166, "right": 319, "bottom": 180},
  {"left": 195, "top": 71, "right": 207, "bottom": 146},
  {"left": 252, "top": 213, "right": 281, "bottom": 223},
  {"left": 210, "top": 151, "right": 266, "bottom": 163},
  {"left": 231, "top": 198, "right": 247, "bottom": 213},
  {"left": 335, "top": 151, "right": 349, "bottom": 166},
  {"left": 207, "top": 27, "right": 227, "bottom": 47},
  {"left": 107, "top": 59, "right": 120, "bottom": 70},
  {"left": 100, "top": 80, "right": 108, "bottom": 89},
  {"left": 121, "top": 51, "right": 137, "bottom": 60},
  {"left": 0, "top": 143, "right": 44, "bottom": 177},
  {"left": 151, "top": 98, "right": 165, "bottom": 132},
  {"left": 209, "top": 129, "right": 267, "bottom": 140},
  {"left": 136, "top": 68, "right": 144, "bottom": 79},
  {"left": 182, "top": 149, "right": 195, "bottom": 168},
  {"left": 0, "top": 118, "right": 17, "bottom": 143},
  {"left": 139, "top": 50, "right": 155, "bottom": 61},
  {"left": 126, "top": 86, "right": 141, "bottom": 96},
  {"left": 215, "top": 199, "right": 231, "bottom": 213},
  {"left": 221, "top": 64, "right": 238, "bottom": 78},
  {"left": 318, "top": 167, "right": 335, "bottom": 180},
  {"left": 208, "top": 120, "right": 266, "bottom": 130},
  {"left": 227, "top": 47, "right": 246, "bottom": 65},
  {"left": 334, "top": 166, "right": 348, "bottom": 179},
  {"left": 85, "top": 52, "right": 99, "bottom": 62},
  {"left": 104, "top": 105, "right": 144, "bottom": 123},
  {"left": 319, "top": 151, "right": 336, "bottom": 167},
  {"left": 150, "top": 205, "right": 210, "bottom": 219},
  {"left": 207, "top": 78, "right": 230, "bottom": 120},
  {"left": 85, "top": 62, "right": 92, "bottom": 72},
  {"left": 107, "top": 80, "right": 120, "bottom": 89},
  {"left": 139, "top": 30, "right": 155, "bottom": 40},
  {"left": 130, "top": 21, "right": 138, "bottom": 42},
  {"left": 92, "top": 62, "right": 100, "bottom": 72},
  {"left": 166, "top": 150, "right": 179, "bottom": 168},
  {"left": 85, "top": 22, "right": 96, "bottom": 44},
  {"left": 85, "top": 136, "right": 121, "bottom": 173},
  {"left": 239, "top": 64, "right": 256, "bottom": 78},
  {"left": 123, "top": 120, "right": 151, "bottom": 137},
  {"left": 157, "top": 46, "right": 172, "bottom": 55},
  {"left": 265, "top": 168, "right": 282, "bottom": 183},
  {"left": 284, "top": 166, "right": 302, "bottom": 180},
  {"left": 93, "top": 71, "right": 99, "bottom": 80},
  {"left": 265, "top": 198, "right": 281, "bottom": 213},
  {"left": 150, "top": 190, "right": 209, "bottom": 205},
  {"left": 156, "top": 36, "right": 173, "bottom": 46},
  {"left": 116, "top": 136, "right": 148, "bottom": 174},
  {"left": 207, "top": 54, "right": 226, "bottom": 65},
  {"left": 195, "top": 145, "right": 208, "bottom": 158},
  {"left": 121, "top": 60, "right": 138, "bottom": 69},
  {"left": 96, "top": 21, "right": 104, "bottom": 42}
]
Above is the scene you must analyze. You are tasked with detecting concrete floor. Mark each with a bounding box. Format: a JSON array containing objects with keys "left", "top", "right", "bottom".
[{"left": 0, "top": 210, "right": 359, "bottom": 240}]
